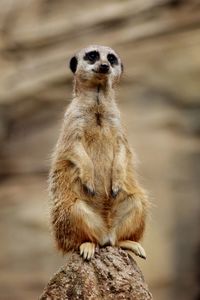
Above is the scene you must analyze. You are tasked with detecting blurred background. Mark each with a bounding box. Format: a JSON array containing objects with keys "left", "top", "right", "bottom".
[{"left": 0, "top": 0, "right": 200, "bottom": 299}]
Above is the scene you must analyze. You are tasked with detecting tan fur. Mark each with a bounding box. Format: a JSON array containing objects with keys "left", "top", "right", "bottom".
[{"left": 49, "top": 45, "right": 149, "bottom": 259}]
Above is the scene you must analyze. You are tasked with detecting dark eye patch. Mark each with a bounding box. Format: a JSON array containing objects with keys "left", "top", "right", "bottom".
[
  {"left": 107, "top": 53, "right": 118, "bottom": 66},
  {"left": 84, "top": 50, "right": 100, "bottom": 64}
]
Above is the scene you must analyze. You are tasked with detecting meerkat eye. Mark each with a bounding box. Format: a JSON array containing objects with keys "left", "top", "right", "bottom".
[
  {"left": 107, "top": 53, "right": 118, "bottom": 66},
  {"left": 84, "top": 51, "right": 100, "bottom": 64}
]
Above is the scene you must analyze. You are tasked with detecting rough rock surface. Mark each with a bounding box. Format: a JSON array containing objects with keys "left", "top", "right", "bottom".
[{"left": 39, "top": 247, "right": 152, "bottom": 300}]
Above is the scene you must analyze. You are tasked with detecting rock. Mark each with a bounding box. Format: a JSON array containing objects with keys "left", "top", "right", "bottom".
[{"left": 39, "top": 247, "right": 152, "bottom": 300}]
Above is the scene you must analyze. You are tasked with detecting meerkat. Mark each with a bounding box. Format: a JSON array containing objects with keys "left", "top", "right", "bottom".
[{"left": 49, "top": 45, "right": 148, "bottom": 260}]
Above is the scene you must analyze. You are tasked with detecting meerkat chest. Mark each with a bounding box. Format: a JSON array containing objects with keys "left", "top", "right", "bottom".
[
  {"left": 88, "top": 105, "right": 120, "bottom": 129},
  {"left": 83, "top": 110, "right": 119, "bottom": 141},
  {"left": 83, "top": 122, "right": 114, "bottom": 145},
  {"left": 94, "top": 111, "right": 102, "bottom": 126}
]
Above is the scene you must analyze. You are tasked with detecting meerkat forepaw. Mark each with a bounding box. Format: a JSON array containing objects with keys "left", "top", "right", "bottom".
[
  {"left": 118, "top": 240, "right": 146, "bottom": 260},
  {"left": 111, "top": 185, "right": 121, "bottom": 198},
  {"left": 80, "top": 242, "right": 95, "bottom": 260},
  {"left": 83, "top": 183, "right": 95, "bottom": 196},
  {"left": 80, "top": 169, "right": 95, "bottom": 196}
]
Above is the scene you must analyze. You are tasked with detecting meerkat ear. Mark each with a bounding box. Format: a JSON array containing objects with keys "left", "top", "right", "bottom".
[{"left": 69, "top": 56, "right": 78, "bottom": 73}]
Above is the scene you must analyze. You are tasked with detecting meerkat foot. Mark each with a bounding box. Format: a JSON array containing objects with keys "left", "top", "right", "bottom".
[
  {"left": 118, "top": 240, "right": 146, "bottom": 259},
  {"left": 80, "top": 242, "right": 95, "bottom": 260}
]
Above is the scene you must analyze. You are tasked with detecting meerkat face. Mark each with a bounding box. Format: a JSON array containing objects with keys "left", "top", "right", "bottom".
[{"left": 69, "top": 45, "right": 123, "bottom": 87}]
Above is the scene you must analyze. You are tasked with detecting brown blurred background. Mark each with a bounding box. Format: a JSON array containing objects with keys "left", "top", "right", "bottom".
[{"left": 0, "top": 0, "right": 200, "bottom": 299}]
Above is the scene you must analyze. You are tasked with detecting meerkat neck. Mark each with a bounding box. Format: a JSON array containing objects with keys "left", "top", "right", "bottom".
[
  {"left": 73, "top": 79, "right": 116, "bottom": 107},
  {"left": 96, "top": 85, "right": 100, "bottom": 105}
]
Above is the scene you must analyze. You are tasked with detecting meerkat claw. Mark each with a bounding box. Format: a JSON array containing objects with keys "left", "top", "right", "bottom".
[
  {"left": 111, "top": 186, "right": 121, "bottom": 198},
  {"left": 83, "top": 184, "right": 95, "bottom": 196},
  {"left": 80, "top": 242, "right": 95, "bottom": 260}
]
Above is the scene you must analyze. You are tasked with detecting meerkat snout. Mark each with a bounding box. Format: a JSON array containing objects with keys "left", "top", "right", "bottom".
[
  {"left": 98, "top": 63, "right": 110, "bottom": 74},
  {"left": 69, "top": 45, "right": 123, "bottom": 87}
]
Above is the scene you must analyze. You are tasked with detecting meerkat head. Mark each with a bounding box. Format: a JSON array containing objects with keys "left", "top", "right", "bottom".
[{"left": 69, "top": 45, "right": 123, "bottom": 90}]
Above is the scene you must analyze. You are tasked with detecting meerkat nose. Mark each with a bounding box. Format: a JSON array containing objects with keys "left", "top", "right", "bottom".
[{"left": 99, "top": 64, "right": 109, "bottom": 74}]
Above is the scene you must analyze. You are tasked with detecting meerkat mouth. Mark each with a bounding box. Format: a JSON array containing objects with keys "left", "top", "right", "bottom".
[{"left": 92, "top": 69, "right": 110, "bottom": 75}]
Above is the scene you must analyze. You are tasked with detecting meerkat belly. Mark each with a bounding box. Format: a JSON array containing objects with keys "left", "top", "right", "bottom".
[{"left": 83, "top": 127, "right": 114, "bottom": 195}]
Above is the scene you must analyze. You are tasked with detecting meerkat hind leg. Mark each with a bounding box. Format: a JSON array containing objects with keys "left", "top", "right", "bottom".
[
  {"left": 80, "top": 242, "right": 95, "bottom": 260},
  {"left": 118, "top": 240, "right": 146, "bottom": 259}
]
